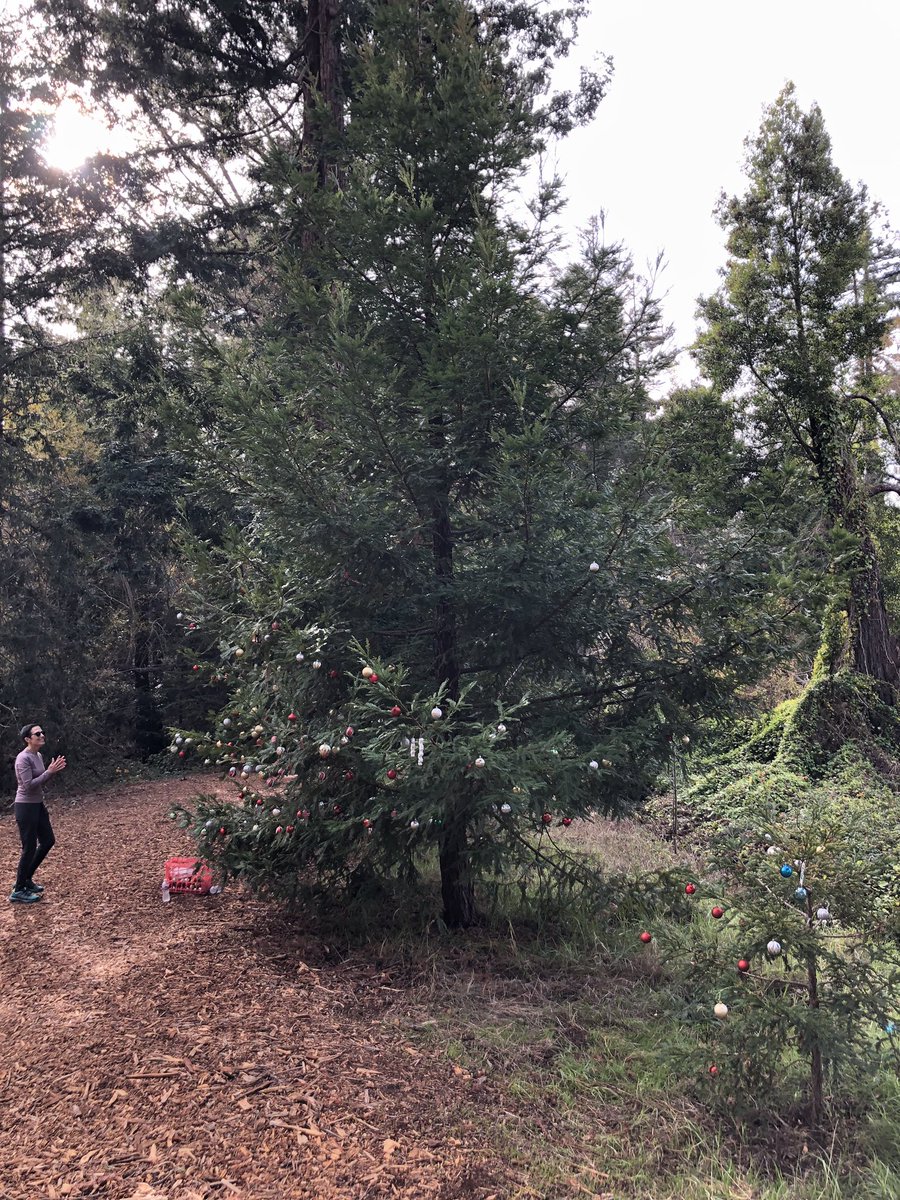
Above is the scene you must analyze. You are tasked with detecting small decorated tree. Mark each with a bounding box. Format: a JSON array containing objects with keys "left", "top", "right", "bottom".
[{"left": 663, "top": 779, "right": 900, "bottom": 1132}]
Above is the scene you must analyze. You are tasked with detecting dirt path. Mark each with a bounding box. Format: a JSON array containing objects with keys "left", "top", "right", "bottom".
[{"left": 0, "top": 779, "right": 509, "bottom": 1200}]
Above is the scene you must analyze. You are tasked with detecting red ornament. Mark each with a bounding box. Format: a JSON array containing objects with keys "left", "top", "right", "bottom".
[
  {"left": 685, "top": 883, "right": 696, "bottom": 895},
  {"left": 561, "top": 817, "right": 572, "bottom": 827},
  {"left": 286, "top": 825, "right": 294, "bottom": 833},
  {"left": 369, "top": 673, "right": 379, "bottom": 683},
  {"left": 333, "top": 804, "right": 342, "bottom": 815},
  {"left": 271, "top": 621, "right": 280, "bottom": 630},
  {"left": 329, "top": 669, "right": 338, "bottom": 679},
  {"left": 219, "top": 827, "right": 226, "bottom": 835},
  {"left": 178, "top": 750, "right": 186, "bottom": 758},
  {"left": 387, "top": 768, "right": 398, "bottom": 780},
  {"left": 390, "top": 705, "right": 402, "bottom": 717},
  {"left": 192, "top": 664, "right": 199, "bottom": 672},
  {"left": 541, "top": 812, "right": 552, "bottom": 824},
  {"left": 345, "top": 727, "right": 354, "bottom": 738},
  {"left": 344, "top": 770, "right": 355, "bottom": 781},
  {"left": 317, "top": 771, "right": 326, "bottom": 782},
  {"left": 711, "top": 906, "right": 724, "bottom": 919},
  {"left": 362, "top": 819, "right": 371, "bottom": 828},
  {"left": 255, "top": 799, "right": 263, "bottom": 807},
  {"left": 737, "top": 959, "right": 750, "bottom": 973},
  {"left": 288, "top": 712, "right": 297, "bottom": 722},
  {"left": 708, "top": 1065, "right": 719, "bottom": 1077},
  {"left": 639, "top": 931, "right": 652, "bottom": 944}
]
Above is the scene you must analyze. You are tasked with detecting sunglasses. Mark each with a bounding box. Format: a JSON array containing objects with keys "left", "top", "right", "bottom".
[{"left": 31, "top": 731, "right": 45, "bottom": 737}]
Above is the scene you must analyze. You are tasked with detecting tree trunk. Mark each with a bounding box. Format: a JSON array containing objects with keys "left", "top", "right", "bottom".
[
  {"left": 805, "top": 893, "right": 825, "bottom": 1132},
  {"left": 301, "top": 0, "right": 343, "bottom": 189},
  {"left": 432, "top": 458, "right": 477, "bottom": 928},
  {"left": 814, "top": 415, "right": 899, "bottom": 692},
  {"left": 848, "top": 527, "right": 898, "bottom": 685}
]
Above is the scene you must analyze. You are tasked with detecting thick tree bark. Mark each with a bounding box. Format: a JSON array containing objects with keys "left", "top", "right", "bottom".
[
  {"left": 832, "top": 468, "right": 897, "bottom": 690},
  {"left": 811, "top": 408, "right": 899, "bottom": 692}
]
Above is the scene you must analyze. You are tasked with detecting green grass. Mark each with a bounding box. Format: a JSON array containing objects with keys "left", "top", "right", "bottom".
[
  {"left": 398, "top": 923, "right": 900, "bottom": 1199},
  {"left": 346, "top": 812, "right": 900, "bottom": 1200}
]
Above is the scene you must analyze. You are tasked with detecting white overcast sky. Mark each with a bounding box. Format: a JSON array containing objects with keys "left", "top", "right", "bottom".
[{"left": 552, "top": 0, "right": 900, "bottom": 374}]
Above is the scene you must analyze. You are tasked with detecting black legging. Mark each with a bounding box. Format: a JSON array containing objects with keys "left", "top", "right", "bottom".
[{"left": 14, "top": 802, "right": 55, "bottom": 890}]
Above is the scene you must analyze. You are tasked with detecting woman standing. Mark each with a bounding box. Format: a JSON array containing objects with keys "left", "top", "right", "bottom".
[{"left": 11, "top": 724, "right": 66, "bottom": 904}]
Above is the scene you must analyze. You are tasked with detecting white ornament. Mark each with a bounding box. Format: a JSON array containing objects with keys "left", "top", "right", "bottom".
[
  {"left": 500, "top": 803, "right": 511, "bottom": 814},
  {"left": 431, "top": 707, "right": 443, "bottom": 720},
  {"left": 588, "top": 760, "right": 599, "bottom": 770},
  {"left": 410, "top": 819, "right": 420, "bottom": 830},
  {"left": 319, "top": 744, "right": 331, "bottom": 758},
  {"left": 589, "top": 561, "right": 600, "bottom": 573},
  {"left": 497, "top": 723, "right": 507, "bottom": 734},
  {"left": 252, "top": 824, "right": 259, "bottom": 832},
  {"left": 235, "top": 648, "right": 244, "bottom": 658},
  {"left": 223, "top": 718, "right": 232, "bottom": 727},
  {"left": 204, "top": 758, "right": 211, "bottom": 766},
  {"left": 313, "top": 660, "right": 322, "bottom": 669},
  {"left": 277, "top": 746, "right": 285, "bottom": 755},
  {"left": 713, "top": 1003, "right": 729, "bottom": 1019},
  {"left": 816, "top": 907, "right": 832, "bottom": 922},
  {"left": 340, "top": 736, "right": 348, "bottom": 745},
  {"left": 295, "top": 652, "right": 305, "bottom": 662},
  {"left": 417, "top": 736, "right": 424, "bottom": 767},
  {"left": 185, "top": 737, "right": 192, "bottom": 745},
  {"left": 766, "top": 940, "right": 782, "bottom": 956},
  {"left": 272, "top": 808, "right": 281, "bottom": 816},
  {"left": 176, "top": 612, "right": 183, "bottom": 620},
  {"left": 362, "top": 666, "right": 374, "bottom": 678},
  {"left": 601, "top": 758, "right": 612, "bottom": 768},
  {"left": 766, "top": 846, "right": 779, "bottom": 856},
  {"left": 474, "top": 757, "right": 486, "bottom": 768}
]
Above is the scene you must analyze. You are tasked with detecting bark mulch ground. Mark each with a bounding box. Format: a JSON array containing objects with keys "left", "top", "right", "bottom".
[{"left": 0, "top": 778, "right": 515, "bottom": 1200}]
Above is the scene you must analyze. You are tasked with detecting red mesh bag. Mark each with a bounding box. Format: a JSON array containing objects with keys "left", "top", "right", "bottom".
[{"left": 164, "top": 856, "right": 213, "bottom": 895}]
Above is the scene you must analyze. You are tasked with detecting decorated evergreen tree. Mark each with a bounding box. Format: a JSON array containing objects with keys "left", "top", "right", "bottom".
[
  {"left": 663, "top": 785, "right": 900, "bottom": 1133},
  {"left": 171, "top": 0, "right": 790, "bottom": 926}
]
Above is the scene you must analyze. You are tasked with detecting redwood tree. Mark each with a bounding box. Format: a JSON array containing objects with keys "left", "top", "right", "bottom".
[{"left": 696, "top": 84, "right": 899, "bottom": 690}]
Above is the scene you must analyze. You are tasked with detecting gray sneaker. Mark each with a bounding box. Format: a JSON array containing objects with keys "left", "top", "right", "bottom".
[{"left": 9, "top": 888, "right": 41, "bottom": 904}]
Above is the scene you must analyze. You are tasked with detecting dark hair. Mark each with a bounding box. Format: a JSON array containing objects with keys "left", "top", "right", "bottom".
[{"left": 20, "top": 724, "right": 41, "bottom": 742}]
